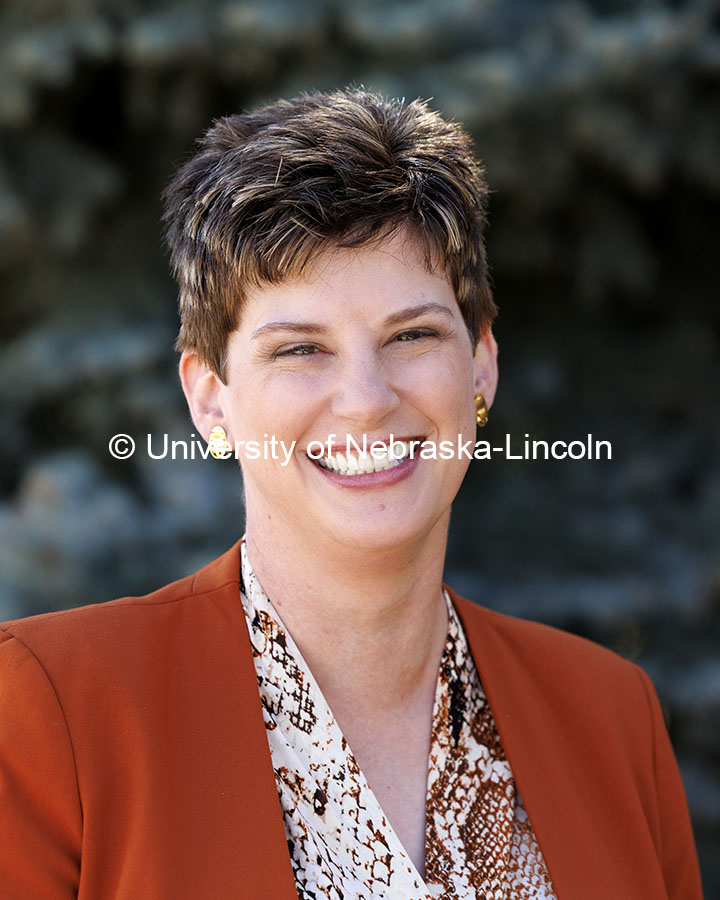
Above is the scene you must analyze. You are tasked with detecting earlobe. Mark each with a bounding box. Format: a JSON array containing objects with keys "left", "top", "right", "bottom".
[
  {"left": 178, "top": 350, "right": 226, "bottom": 441},
  {"left": 473, "top": 329, "right": 499, "bottom": 408}
]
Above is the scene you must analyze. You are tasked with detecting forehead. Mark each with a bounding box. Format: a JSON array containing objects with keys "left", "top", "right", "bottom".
[{"left": 239, "top": 228, "right": 458, "bottom": 330}]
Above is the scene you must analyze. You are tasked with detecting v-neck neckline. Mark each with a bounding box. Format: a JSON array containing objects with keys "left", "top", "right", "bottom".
[
  {"left": 238, "top": 540, "right": 554, "bottom": 900},
  {"left": 240, "top": 539, "right": 435, "bottom": 897}
]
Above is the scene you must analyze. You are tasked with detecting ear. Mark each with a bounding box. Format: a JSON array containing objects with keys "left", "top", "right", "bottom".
[
  {"left": 473, "top": 329, "right": 498, "bottom": 408},
  {"left": 178, "top": 349, "right": 226, "bottom": 442}
]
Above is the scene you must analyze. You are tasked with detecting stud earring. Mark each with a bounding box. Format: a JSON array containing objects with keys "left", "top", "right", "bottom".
[
  {"left": 208, "top": 425, "right": 231, "bottom": 459},
  {"left": 475, "top": 394, "right": 489, "bottom": 427}
]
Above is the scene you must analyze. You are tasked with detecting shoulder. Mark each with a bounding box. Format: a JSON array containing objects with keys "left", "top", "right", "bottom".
[
  {"left": 0, "top": 541, "right": 249, "bottom": 787},
  {"left": 0, "top": 540, "right": 244, "bottom": 677}
]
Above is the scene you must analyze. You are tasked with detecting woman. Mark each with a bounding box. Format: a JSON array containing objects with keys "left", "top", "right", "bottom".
[{"left": 0, "top": 89, "right": 702, "bottom": 899}]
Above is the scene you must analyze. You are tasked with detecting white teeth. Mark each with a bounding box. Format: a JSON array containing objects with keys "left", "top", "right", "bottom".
[{"left": 313, "top": 441, "right": 417, "bottom": 476}]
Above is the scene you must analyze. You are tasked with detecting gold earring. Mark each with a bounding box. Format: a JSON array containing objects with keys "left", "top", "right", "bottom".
[
  {"left": 208, "top": 425, "right": 231, "bottom": 459},
  {"left": 475, "top": 394, "right": 489, "bottom": 427}
]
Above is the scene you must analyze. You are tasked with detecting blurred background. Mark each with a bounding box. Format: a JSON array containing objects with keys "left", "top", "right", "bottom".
[{"left": 1, "top": 0, "right": 719, "bottom": 891}]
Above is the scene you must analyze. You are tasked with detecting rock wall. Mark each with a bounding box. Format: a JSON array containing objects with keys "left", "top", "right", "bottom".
[{"left": 1, "top": 0, "right": 719, "bottom": 891}]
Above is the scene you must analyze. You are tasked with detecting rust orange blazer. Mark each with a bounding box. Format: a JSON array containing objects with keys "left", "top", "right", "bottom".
[{"left": 0, "top": 540, "right": 702, "bottom": 899}]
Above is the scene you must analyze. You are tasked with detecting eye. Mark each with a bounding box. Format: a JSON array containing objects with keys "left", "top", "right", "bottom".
[
  {"left": 394, "top": 328, "right": 439, "bottom": 342},
  {"left": 273, "top": 343, "right": 319, "bottom": 358}
]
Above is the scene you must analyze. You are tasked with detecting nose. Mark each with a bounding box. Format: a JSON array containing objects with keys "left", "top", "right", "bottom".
[{"left": 330, "top": 353, "right": 400, "bottom": 428}]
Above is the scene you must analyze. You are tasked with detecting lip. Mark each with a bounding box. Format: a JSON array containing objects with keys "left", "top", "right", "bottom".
[{"left": 309, "top": 451, "right": 420, "bottom": 489}]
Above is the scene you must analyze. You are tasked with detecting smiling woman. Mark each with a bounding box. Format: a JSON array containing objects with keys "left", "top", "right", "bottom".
[
  {"left": 0, "top": 89, "right": 702, "bottom": 900},
  {"left": 181, "top": 230, "right": 496, "bottom": 556}
]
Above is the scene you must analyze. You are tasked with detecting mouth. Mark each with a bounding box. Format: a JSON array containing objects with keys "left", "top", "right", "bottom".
[{"left": 309, "top": 437, "right": 424, "bottom": 477}]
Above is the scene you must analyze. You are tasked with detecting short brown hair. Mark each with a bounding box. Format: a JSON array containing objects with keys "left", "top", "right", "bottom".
[{"left": 163, "top": 87, "right": 496, "bottom": 380}]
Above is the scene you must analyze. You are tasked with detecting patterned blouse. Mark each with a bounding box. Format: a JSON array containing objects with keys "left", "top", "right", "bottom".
[{"left": 239, "top": 540, "right": 556, "bottom": 899}]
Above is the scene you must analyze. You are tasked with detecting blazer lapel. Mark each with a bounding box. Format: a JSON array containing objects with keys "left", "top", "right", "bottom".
[
  {"left": 450, "top": 589, "right": 663, "bottom": 900},
  {"left": 196, "top": 544, "right": 299, "bottom": 900}
]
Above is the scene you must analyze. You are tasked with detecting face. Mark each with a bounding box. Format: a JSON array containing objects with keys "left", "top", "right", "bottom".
[{"left": 182, "top": 228, "right": 497, "bottom": 556}]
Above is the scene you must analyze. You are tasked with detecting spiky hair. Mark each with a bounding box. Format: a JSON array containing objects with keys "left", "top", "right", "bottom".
[{"left": 163, "top": 87, "right": 496, "bottom": 379}]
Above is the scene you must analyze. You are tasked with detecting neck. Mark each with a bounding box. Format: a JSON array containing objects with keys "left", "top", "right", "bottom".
[{"left": 244, "top": 510, "right": 450, "bottom": 724}]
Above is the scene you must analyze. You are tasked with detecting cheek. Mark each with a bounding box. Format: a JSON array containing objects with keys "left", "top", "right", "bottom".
[
  {"left": 403, "top": 352, "right": 474, "bottom": 414},
  {"left": 232, "top": 403, "right": 300, "bottom": 443},
  {"left": 225, "top": 371, "right": 324, "bottom": 440}
]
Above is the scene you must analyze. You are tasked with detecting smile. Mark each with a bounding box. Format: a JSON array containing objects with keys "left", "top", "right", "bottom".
[{"left": 311, "top": 439, "right": 422, "bottom": 476}]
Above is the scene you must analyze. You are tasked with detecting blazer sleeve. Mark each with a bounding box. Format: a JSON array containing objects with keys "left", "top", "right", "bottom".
[
  {"left": 0, "top": 631, "right": 82, "bottom": 899},
  {"left": 635, "top": 665, "right": 704, "bottom": 900}
]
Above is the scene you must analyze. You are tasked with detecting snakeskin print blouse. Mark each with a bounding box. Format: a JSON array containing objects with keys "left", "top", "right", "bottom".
[{"left": 240, "top": 540, "right": 556, "bottom": 899}]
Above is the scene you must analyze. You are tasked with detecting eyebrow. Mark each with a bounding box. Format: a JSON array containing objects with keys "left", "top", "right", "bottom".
[
  {"left": 383, "top": 302, "right": 454, "bottom": 327},
  {"left": 252, "top": 321, "right": 324, "bottom": 339},
  {"left": 251, "top": 302, "right": 454, "bottom": 340}
]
